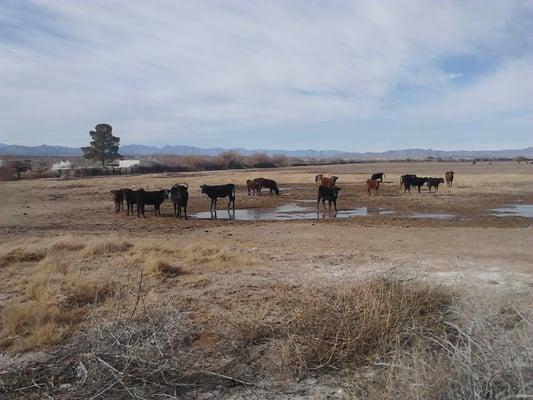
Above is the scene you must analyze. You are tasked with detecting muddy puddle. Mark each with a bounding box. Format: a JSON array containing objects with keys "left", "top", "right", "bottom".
[
  {"left": 490, "top": 204, "right": 533, "bottom": 218},
  {"left": 191, "top": 203, "right": 394, "bottom": 221}
]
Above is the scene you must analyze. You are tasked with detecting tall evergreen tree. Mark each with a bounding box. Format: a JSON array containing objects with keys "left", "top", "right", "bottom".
[{"left": 81, "top": 123, "right": 122, "bottom": 167}]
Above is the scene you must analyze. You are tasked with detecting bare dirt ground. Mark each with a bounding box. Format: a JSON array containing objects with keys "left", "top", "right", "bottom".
[{"left": 0, "top": 161, "right": 532, "bottom": 399}]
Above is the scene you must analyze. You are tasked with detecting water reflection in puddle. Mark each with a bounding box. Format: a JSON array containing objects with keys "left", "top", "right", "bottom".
[
  {"left": 191, "top": 203, "right": 394, "bottom": 221},
  {"left": 490, "top": 204, "right": 533, "bottom": 218},
  {"left": 409, "top": 213, "right": 455, "bottom": 220}
]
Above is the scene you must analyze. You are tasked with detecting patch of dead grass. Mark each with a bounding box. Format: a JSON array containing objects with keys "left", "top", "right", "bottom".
[
  {"left": 0, "top": 243, "right": 47, "bottom": 265},
  {"left": 80, "top": 237, "right": 133, "bottom": 256},
  {"left": 144, "top": 254, "right": 184, "bottom": 276}
]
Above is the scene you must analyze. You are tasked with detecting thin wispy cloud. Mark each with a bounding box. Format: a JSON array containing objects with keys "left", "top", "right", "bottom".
[{"left": 0, "top": 0, "right": 531, "bottom": 151}]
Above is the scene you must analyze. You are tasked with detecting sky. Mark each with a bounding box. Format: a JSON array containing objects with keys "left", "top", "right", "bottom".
[{"left": 0, "top": 0, "right": 532, "bottom": 152}]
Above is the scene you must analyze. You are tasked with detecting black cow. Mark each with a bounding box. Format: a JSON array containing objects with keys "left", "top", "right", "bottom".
[
  {"left": 317, "top": 185, "right": 341, "bottom": 215},
  {"left": 427, "top": 177, "right": 445, "bottom": 193},
  {"left": 371, "top": 172, "right": 385, "bottom": 181},
  {"left": 168, "top": 184, "right": 189, "bottom": 218},
  {"left": 256, "top": 178, "right": 280, "bottom": 195},
  {"left": 401, "top": 175, "right": 428, "bottom": 193},
  {"left": 111, "top": 189, "right": 124, "bottom": 213},
  {"left": 122, "top": 189, "right": 140, "bottom": 216},
  {"left": 136, "top": 189, "right": 166, "bottom": 218},
  {"left": 201, "top": 184, "right": 236, "bottom": 210}
]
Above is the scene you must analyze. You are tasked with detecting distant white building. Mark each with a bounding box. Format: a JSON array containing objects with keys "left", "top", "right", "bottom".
[
  {"left": 51, "top": 160, "right": 72, "bottom": 171},
  {"left": 118, "top": 158, "right": 164, "bottom": 168}
]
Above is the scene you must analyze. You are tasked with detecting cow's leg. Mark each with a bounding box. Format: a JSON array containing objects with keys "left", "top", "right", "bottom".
[
  {"left": 333, "top": 199, "right": 337, "bottom": 214},
  {"left": 183, "top": 204, "right": 187, "bottom": 219}
]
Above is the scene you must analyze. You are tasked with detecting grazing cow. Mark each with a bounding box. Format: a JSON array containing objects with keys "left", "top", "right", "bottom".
[
  {"left": 317, "top": 185, "right": 341, "bottom": 215},
  {"left": 136, "top": 189, "right": 167, "bottom": 218},
  {"left": 246, "top": 179, "right": 259, "bottom": 196},
  {"left": 445, "top": 171, "right": 455, "bottom": 187},
  {"left": 168, "top": 184, "right": 189, "bottom": 218},
  {"left": 111, "top": 189, "right": 124, "bottom": 212},
  {"left": 371, "top": 172, "right": 385, "bottom": 181},
  {"left": 366, "top": 179, "right": 380, "bottom": 195},
  {"left": 252, "top": 177, "right": 266, "bottom": 195},
  {"left": 427, "top": 177, "right": 445, "bottom": 193},
  {"left": 401, "top": 175, "right": 428, "bottom": 193},
  {"left": 122, "top": 189, "right": 140, "bottom": 216},
  {"left": 256, "top": 178, "right": 280, "bottom": 195},
  {"left": 201, "top": 184, "right": 236, "bottom": 210}
]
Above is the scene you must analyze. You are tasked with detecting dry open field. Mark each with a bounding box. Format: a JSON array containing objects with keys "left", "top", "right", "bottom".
[{"left": 0, "top": 161, "right": 532, "bottom": 399}]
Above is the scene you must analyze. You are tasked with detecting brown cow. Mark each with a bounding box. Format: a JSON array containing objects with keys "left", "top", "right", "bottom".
[
  {"left": 315, "top": 175, "right": 338, "bottom": 188},
  {"left": 111, "top": 189, "right": 124, "bottom": 212},
  {"left": 366, "top": 179, "right": 380, "bottom": 195},
  {"left": 445, "top": 171, "right": 455, "bottom": 187},
  {"left": 246, "top": 179, "right": 258, "bottom": 196},
  {"left": 256, "top": 178, "right": 280, "bottom": 195}
]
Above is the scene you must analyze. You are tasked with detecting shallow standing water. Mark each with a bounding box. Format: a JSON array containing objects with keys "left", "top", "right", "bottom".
[
  {"left": 191, "top": 203, "right": 394, "bottom": 221},
  {"left": 490, "top": 204, "right": 533, "bottom": 218}
]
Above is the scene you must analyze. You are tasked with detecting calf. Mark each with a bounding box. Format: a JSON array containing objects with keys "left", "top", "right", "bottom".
[
  {"left": 427, "top": 177, "right": 445, "bottom": 193},
  {"left": 201, "top": 184, "right": 236, "bottom": 210},
  {"left": 136, "top": 189, "right": 166, "bottom": 218},
  {"left": 445, "top": 171, "right": 455, "bottom": 187},
  {"left": 256, "top": 178, "right": 280, "bottom": 195},
  {"left": 317, "top": 185, "right": 341, "bottom": 216},
  {"left": 366, "top": 179, "right": 380, "bottom": 195},
  {"left": 111, "top": 189, "right": 124, "bottom": 212},
  {"left": 371, "top": 172, "right": 385, "bottom": 181},
  {"left": 168, "top": 184, "right": 189, "bottom": 218},
  {"left": 122, "top": 189, "right": 139, "bottom": 216},
  {"left": 401, "top": 175, "right": 428, "bottom": 193}
]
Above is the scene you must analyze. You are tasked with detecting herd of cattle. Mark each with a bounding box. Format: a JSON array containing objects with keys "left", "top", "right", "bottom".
[{"left": 110, "top": 170, "right": 456, "bottom": 218}]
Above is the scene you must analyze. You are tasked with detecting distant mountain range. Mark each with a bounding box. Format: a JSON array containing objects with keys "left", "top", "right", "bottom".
[{"left": 1, "top": 142, "right": 532, "bottom": 160}]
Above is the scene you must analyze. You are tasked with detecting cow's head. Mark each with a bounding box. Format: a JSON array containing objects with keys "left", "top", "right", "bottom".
[{"left": 200, "top": 184, "right": 208, "bottom": 193}]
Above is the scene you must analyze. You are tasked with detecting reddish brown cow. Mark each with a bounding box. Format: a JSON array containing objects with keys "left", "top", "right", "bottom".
[
  {"left": 315, "top": 175, "right": 338, "bottom": 188},
  {"left": 366, "top": 179, "right": 380, "bottom": 195}
]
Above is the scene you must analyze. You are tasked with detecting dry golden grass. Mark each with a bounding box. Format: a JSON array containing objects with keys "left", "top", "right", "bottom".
[
  {"left": 276, "top": 278, "right": 453, "bottom": 374},
  {"left": 0, "top": 243, "right": 47, "bottom": 265},
  {"left": 144, "top": 253, "right": 183, "bottom": 276},
  {"left": 0, "top": 235, "right": 258, "bottom": 351},
  {"left": 80, "top": 236, "right": 132, "bottom": 256},
  {"left": 219, "top": 278, "right": 454, "bottom": 376}
]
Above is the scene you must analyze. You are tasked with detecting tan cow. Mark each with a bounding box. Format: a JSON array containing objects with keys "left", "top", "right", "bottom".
[{"left": 445, "top": 171, "right": 455, "bottom": 187}]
